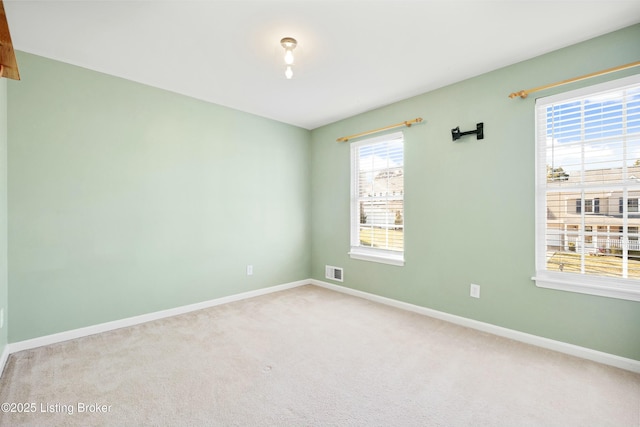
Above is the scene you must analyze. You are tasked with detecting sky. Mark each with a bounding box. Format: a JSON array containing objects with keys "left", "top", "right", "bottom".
[{"left": 545, "top": 87, "right": 640, "bottom": 173}]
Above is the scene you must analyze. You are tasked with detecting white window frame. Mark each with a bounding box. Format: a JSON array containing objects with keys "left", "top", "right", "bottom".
[
  {"left": 349, "top": 131, "right": 405, "bottom": 266},
  {"left": 533, "top": 74, "right": 640, "bottom": 302}
]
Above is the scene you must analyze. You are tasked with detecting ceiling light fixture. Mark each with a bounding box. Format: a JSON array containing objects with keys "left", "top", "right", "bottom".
[{"left": 280, "top": 37, "right": 297, "bottom": 79}]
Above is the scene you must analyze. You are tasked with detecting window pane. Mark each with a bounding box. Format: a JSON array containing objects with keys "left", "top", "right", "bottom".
[
  {"left": 545, "top": 189, "right": 640, "bottom": 279},
  {"left": 584, "top": 199, "right": 593, "bottom": 213},
  {"left": 352, "top": 133, "right": 404, "bottom": 255}
]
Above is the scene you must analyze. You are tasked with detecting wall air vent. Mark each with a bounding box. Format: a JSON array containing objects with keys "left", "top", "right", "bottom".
[{"left": 325, "top": 265, "right": 344, "bottom": 282}]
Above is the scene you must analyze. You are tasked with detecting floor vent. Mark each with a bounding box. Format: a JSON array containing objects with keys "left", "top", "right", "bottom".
[{"left": 325, "top": 265, "right": 344, "bottom": 282}]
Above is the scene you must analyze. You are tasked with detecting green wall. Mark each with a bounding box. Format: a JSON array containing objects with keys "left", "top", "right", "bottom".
[
  {"left": 5, "top": 25, "right": 640, "bottom": 361},
  {"left": 310, "top": 24, "right": 640, "bottom": 360},
  {"left": 8, "top": 52, "right": 311, "bottom": 341},
  {"left": 0, "top": 79, "right": 7, "bottom": 355}
]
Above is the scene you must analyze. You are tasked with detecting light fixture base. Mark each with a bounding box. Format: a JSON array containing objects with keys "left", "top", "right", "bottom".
[{"left": 280, "top": 37, "right": 297, "bottom": 50}]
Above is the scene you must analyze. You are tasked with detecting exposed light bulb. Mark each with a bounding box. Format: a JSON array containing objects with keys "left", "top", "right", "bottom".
[
  {"left": 280, "top": 37, "right": 297, "bottom": 80},
  {"left": 284, "top": 49, "right": 294, "bottom": 65}
]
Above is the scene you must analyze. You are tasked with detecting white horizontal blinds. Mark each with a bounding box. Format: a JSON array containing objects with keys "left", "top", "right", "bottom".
[
  {"left": 355, "top": 133, "right": 404, "bottom": 252},
  {"left": 538, "top": 78, "right": 640, "bottom": 279}
]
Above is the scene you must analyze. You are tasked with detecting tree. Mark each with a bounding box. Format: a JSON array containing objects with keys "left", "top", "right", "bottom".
[
  {"left": 359, "top": 202, "right": 367, "bottom": 224},
  {"left": 394, "top": 210, "right": 403, "bottom": 225},
  {"left": 547, "top": 165, "right": 569, "bottom": 181}
]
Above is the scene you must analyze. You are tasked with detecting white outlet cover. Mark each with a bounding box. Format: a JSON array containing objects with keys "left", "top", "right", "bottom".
[{"left": 470, "top": 284, "right": 480, "bottom": 298}]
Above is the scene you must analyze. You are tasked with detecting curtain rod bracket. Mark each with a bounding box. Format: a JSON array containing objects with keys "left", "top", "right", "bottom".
[{"left": 509, "top": 90, "right": 528, "bottom": 99}]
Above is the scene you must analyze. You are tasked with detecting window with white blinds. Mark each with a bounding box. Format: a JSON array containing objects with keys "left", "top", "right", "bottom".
[
  {"left": 534, "top": 74, "right": 640, "bottom": 301},
  {"left": 350, "top": 131, "right": 404, "bottom": 266}
]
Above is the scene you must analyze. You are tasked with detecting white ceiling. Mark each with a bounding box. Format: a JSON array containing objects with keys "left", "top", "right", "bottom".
[{"left": 4, "top": 1, "right": 640, "bottom": 129}]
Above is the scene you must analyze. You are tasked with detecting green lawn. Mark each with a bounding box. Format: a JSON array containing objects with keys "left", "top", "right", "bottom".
[
  {"left": 359, "top": 227, "right": 403, "bottom": 251},
  {"left": 547, "top": 251, "right": 640, "bottom": 279}
]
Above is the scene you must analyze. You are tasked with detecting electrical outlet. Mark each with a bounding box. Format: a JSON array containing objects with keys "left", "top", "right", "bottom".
[
  {"left": 470, "top": 284, "right": 480, "bottom": 298},
  {"left": 246, "top": 265, "right": 253, "bottom": 276}
]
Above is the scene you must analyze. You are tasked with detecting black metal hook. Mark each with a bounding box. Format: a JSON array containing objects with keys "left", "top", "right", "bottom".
[{"left": 452, "top": 122, "right": 484, "bottom": 141}]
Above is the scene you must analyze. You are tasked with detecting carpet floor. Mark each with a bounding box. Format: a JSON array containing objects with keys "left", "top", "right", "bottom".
[{"left": 0, "top": 284, "right": 638, "bottom": 426}]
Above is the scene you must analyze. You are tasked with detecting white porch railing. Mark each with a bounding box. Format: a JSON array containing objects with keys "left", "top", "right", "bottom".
[{"left": 566, "top": 236, "right": 640, "bottom": 252}]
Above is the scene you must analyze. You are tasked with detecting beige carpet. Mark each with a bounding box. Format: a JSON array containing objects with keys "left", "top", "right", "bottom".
[{"left": 0, "top": 284, "right": 638, "bottom": 426}]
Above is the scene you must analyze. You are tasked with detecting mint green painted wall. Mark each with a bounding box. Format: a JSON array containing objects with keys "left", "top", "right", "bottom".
[
  {"left": 310, "top": 24, "right": 640, "bottom": 360},
  {"left": 8, "top": 52, "right": 310, "bottom": 342},
  {"left": 5, "top": 26, "right": 640, "bottom": 360},
  {"left": 0, "top": 79, "right": 7, "bottom": 354}
]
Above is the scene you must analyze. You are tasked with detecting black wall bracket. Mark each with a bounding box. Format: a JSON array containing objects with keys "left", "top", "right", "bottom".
[{"left": 451, "top": 122, "right": 484, "bottom": 141}]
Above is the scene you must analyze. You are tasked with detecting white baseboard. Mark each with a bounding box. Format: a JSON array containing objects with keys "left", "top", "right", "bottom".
[
  {"left": 0, "top": 345, "right": 9, "bottom": 377},
  {"left": 5, "top": 279, "right": 308, "bottom": 357},
  {"left": 2, "top": 278, "right": 638, "bottom": 377},
  {"left": 310, "top": 279, "right": 640, "bottom": 374}
]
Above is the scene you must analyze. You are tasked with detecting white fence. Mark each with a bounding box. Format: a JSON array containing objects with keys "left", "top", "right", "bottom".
[{"left": 566, "top": 235, "right": 640, "bottom": 253}]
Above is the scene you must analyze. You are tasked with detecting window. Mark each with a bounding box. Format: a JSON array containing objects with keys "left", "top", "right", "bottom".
[
  {"left": 619, "top": 197, "right": 639, "bottom": 213},
  {"left": 535, "top": 74, "right": 640, "bottom": 301},
  {"left": 576, "top": 198, "right": 599, "bottom": 214},
  {"left": 350, "top": 131, "right": 404, "bottom": 266}
]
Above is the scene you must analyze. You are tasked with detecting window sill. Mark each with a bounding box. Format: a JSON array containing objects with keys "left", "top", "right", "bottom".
[
  {"left": 349, "top": 247, "right": 404, "bottom": 266},
  {"left": 532, "top": 273, "right": 640, "bottom": 302}
]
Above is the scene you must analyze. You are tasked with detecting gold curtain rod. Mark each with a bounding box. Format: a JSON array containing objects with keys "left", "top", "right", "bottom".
[
  {"left": 337, "top": 118, "right": 423, "bottom": 142},
  {"left": 508, "top": 60, "right": 640, "bottom": 99}
]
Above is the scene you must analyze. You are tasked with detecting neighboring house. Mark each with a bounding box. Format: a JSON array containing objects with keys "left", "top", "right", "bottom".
[
  {"left": 358, "top": 169, "right": 403, "bottom": 228},
  {"left": 546, "top": 166, "right": 640, "bottom": 254}
]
